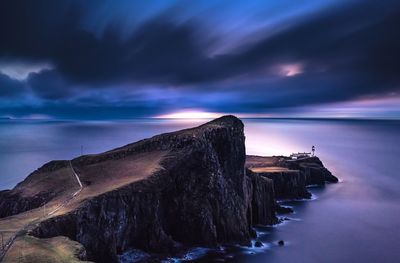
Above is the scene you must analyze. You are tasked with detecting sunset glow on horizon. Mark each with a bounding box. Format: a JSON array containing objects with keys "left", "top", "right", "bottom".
[
  {"left": 0, "top": 0, "right": 399, "bottom": 120},
  {"left": 154, "top": 110, "right": 223, "bottom": 119}
]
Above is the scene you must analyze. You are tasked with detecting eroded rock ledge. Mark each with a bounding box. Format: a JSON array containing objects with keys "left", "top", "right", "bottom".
[{"left": 246, "top": 155, "right": 338, "bottom": 200}]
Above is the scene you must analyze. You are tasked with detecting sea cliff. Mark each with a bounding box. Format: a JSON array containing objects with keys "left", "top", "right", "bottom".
[
  {"left": 246, "top": 155, "right": 338, "bottom": 200},
  {"left": 0, "top": 116, "right": 337, "bottom": 262},
  {"left": 28, "top": 116, "right": 278, "bottom": 262}
]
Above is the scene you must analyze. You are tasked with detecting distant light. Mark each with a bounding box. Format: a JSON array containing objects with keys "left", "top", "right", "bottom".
[
  {"left": 279, "top": 63, "right": 303, "bottom": 77},
  {"left": 154, "top": 110, "right": 222, "bottom": 119},
  {"left": 0, "top": 61, "right": 52, "bottom": 81}
]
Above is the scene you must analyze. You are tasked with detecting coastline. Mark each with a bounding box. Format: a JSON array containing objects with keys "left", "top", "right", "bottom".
[{"left": 0, "top": 116, "right": 338, "bottom": 262}]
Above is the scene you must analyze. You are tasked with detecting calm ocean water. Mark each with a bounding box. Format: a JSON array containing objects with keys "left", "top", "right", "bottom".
[{"left": 1, "top": 118, "right": 399, "bottom": 262}]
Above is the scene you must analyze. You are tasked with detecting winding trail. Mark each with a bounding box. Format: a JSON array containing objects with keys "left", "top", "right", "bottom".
[
  {"left": 70, "top": 161, "right": 83, "bottom": 189},
  {"left": 0, "top": 160, "right": 84, "bottom": 262},
  {"left": 47, "top": 161, "right": 83, "bottom": 215}
]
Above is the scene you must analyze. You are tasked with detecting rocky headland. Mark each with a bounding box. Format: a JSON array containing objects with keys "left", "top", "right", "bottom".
[
  {"left": 246, "top": 155, "right": 338, "bottom": 200},
  {"left": 0, "top": 116, "right": 338, "bottom": 262}
]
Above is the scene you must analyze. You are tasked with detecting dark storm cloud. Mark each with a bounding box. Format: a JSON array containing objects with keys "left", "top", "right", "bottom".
[
  {"left": 27, "top": 70, "right": 72, "bottom": 99},
  {"left": 207, "top": 73, "right": 380, "bottom": 111},
  {"left": 0, "top": 102, "right": 169, "bottom": 120},
  {"left": 0, "top": 73, "right": 26, "bottom": 97},
  {"left": 235, "top": 0, "right": 400, "bottom": 82},
  {"left": 0, "top": 0, "right": 209, "bottom": 84},
  {"left": 0, "top": 0, "right": 399, "bottom": 117}
]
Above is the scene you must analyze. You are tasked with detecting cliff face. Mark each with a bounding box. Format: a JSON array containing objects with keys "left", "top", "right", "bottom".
[
  {"left": 248, "top": 169, "right": 311, "bottom": 199},
  {"left": 30, "top": 116, "right": 277, "bottom": 262},
  {"left": 246, "top": 173, "right": 278, "bottom": 225},
  {"left": 246, "top": 155, "right": 338, "bottom": 200},
  {"left": 283, "top": 157, "right": 338, "bottom": 185}
]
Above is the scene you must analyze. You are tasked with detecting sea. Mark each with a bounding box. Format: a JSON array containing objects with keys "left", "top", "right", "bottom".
[{"left": 0, "top": 118, "right": 399, "bottom": 263}]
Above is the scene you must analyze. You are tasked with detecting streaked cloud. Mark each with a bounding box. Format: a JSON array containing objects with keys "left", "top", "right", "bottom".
[
  {"left": 0, "top": 61, "right": 52, "bottom": 81},
  {"left": 0, "top": 0, "right": 399, "bottom": 119}
]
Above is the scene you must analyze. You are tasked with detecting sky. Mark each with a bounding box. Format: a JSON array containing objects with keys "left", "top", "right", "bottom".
[{"left": 0, "top": 0, "right": 400, "bottom": 119}]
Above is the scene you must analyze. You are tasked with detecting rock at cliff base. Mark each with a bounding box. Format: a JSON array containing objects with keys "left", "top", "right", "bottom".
[
  {"left": 276, "top": 205, "right": 294, "bottom": 214},
  {"left": 254, "top": 240, "right": 263, "bottom": 247}
]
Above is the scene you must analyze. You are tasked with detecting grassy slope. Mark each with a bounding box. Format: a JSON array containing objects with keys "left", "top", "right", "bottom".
[
  {"left": 1, "top": 150, "right": 167, "bottom": 262},
  {"left": 16, "top": 167, "right": 79, "bottom": 198},
  {"left": 3, "top": 235, "right": 93, "bottom": 263},
  {"left": 245, "top": 155, "right": 281, "bottom": 168}
]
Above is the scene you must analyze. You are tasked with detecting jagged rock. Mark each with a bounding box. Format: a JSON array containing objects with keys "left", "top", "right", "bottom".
[
  {"left": 275, "top": 204, "right": 294, "bottom": 214},
  {"left": 246, "top": 155, "right": 338, "bottom": 200},
  {"left": 283, "top": 157, "right": 338, "bottom": 185},
  {"left": 251, "top": 169, "right": 311, "bottom": 199},
  {"left": 254, "top": 240, "right": 263, "bottom": 247}
]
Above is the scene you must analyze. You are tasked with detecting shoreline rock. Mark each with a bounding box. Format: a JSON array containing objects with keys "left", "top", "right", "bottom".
[
  {"left": 275, "top": 204, "right": 294, "bottom": 214},
  {"left": 246, "top": 155, "right": 338, "bottom": 201},
  {"left": 283, "top": 156, "right": 339, "bottom": 185}
]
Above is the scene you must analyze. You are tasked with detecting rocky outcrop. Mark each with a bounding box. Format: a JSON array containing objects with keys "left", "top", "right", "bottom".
[
  {"left": 249, "top": 169, "right": 311, "bottom": 199},
  {"left": 275, "top": 204, "right": 294, "bottom": 214},
  {"left": 30, "top": 116, "right": 277, "bottom": 263},
  {"left": 246, "top": 155, "right": 338, "bottom": 200},
  {"left": 283, "top": 157, "right": 338, "bottom": 185}
]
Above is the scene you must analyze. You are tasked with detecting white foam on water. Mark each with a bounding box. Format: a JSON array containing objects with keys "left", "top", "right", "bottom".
[
  {"left": 234, "top": 241, "right": 272, "bottom": 255},
  {"left": 118, "top": 249, "right": 151, "bottom": 263},
  {"left": 163, "top": 247, "right": 211, "bottom": 262}
]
